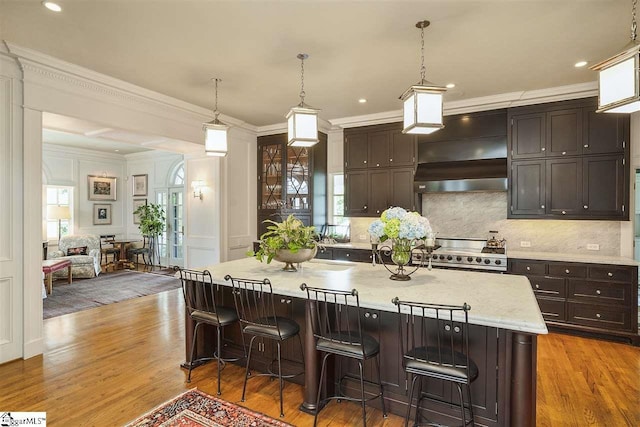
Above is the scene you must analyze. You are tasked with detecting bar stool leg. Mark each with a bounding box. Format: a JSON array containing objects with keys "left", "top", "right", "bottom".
[
  {"left": 405, "top": 375, "right": 418, "bottom": 427},
  {"left": 241, "top": 336, "right": 257, "bottom": 402},
  {"left": 314, "top": 353, "right": 330, "bottom": 427},
  {"left": 277, "top": 341, "right": 284, "bottom": 417},
  {"left": 187, "top": 322, "right": 201, "bottom": 383},
  {"left": 455, "top": 383, "right": 467, "bottom": 426},
  {"left": 216, "top": 326, "right": 222, "bottom": 395},
  {"left": 358, "top": 360, "right": 367, "bottom": 427},
  {"left": 374, "top": 355, "right": 387, "bottom": 418}
]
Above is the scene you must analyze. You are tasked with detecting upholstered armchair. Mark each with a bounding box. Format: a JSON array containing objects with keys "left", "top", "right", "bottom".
[{"left": 48, "top": 234, "right": 102, "bottom": 279}]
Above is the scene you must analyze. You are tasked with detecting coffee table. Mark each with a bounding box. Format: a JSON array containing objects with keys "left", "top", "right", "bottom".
[{"left": 42, "top": 259, "right": 72, "bottom": 294}]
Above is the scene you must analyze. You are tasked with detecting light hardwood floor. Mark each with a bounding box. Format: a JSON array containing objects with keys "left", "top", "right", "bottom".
[{"left": 1, "top": 287, "right": 638, "bottom": 426}]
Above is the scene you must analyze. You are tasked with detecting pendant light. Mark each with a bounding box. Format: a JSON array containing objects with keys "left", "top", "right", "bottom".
[
  {"left": 400, "top": 20, "right": 446, "bottom": 134},
  {"left": 591, "top": 0, "right": 640, "bottom": 113},
  {"left": 203, "top": 78, "right": 229, "bottom": 157},
  {"left": 286, "top": 53, "right": 319, "bottom": 147}
]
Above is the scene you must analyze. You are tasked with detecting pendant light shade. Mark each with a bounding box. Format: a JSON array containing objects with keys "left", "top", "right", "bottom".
[
  {"left": 591, "top": 0, "right": 640, "bottom": 114},
  {"left": 401, "top": 20, "right": 446, "bottom": 135},
  {"left": 591, "top": 44, "right": 640, "bottom": 113},
  {"left": 203, "top": 78, "right": 229, "bottom": 156},
  {"left": 287, "top": 53, "right": 319, "bottom": 147},
  {"left": 401, "top": 83, "right": 446, "bottom": 134}
]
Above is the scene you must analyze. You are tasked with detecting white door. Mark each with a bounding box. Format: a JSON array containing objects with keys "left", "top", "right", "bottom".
[{"left": 168, "top": 188, "right": 184, "bottom": 267}]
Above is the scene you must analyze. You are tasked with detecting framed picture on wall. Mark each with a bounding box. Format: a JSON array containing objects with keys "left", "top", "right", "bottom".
[
  {"left": 93, "top": 203, "right": 112, "bottom": 225},
  {"left": 88, "top": 175, "right": 117, "bottom": 201},
  {"left": 133, "top": 198, "right": 147, "bottom": 224},
  {"left": 133, "top": 174, "right": 148, "bottom": 196}
]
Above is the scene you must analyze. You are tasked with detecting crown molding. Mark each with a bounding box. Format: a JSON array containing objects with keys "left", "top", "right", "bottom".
[
  {"left": 3, "top": 41, "right": 258, "bottom": 133},
  {"left": 329, "top": 81, "right": 599, "bottom": 128},
  {"left": 43, "top": 142, "right": 127, "bottom": 161}
]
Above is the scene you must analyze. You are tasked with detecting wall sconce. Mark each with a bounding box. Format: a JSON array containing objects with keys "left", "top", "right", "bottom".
[{"left": 191, "top": 180, "right": 205, "bottom": 200}]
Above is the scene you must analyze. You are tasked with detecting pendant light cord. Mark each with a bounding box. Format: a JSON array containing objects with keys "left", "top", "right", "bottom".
[
  {"left": 299, "top": 56, "right": 306, "bottom": 106},
  {"left": 632, "top": 0, "right": 638, "bottom": 42},
  {"left": 420, "top": 23, "right": 426, "bottom": 83},
  {"left": 213, "top": 78, "right": 220, "bottom": 119}
]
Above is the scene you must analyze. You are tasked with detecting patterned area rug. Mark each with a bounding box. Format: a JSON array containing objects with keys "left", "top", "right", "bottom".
[
  {"left": 43, "top": 270, "right": 181, "bottom": 319},
  {"left": 127, "top": 389, "right": 293, "bottom": 427}
]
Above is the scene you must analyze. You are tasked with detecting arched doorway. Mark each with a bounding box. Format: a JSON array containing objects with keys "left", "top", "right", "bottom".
[{"left": 155, "top": 162, "right": 185, "bottom": 267}]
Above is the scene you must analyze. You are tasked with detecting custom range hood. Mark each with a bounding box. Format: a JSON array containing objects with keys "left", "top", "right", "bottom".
[{"left": 413, "top": 109, "right": 508, "bottom": 193}]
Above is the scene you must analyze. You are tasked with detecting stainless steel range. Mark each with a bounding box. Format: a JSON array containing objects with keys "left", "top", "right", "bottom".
[{"left": 411, "top": 237, "right": 507, "bottom": 272}]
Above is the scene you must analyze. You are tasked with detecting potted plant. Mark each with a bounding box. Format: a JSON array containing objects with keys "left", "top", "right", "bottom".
[
  {"left": 250, "top": 214, "right": 318, "bottom": 271},
  {"left": 133, "top": 203, "right": 166, "bottom": 265}
]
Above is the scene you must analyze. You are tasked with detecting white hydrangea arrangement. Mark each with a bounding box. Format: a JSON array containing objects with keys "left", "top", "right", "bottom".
[{"left": 368, "top": 206, "right": 432, "bottom": 242}]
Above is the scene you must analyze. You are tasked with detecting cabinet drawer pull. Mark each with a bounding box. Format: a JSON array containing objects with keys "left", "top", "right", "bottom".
[
  {"left": 280, "top": 298, "right": 286, "bottom": 303},
  {"left": 535, "top": 284, "right": 540, "bottom": 289},
  {"left": 364, "top": 312, "right": 370, "bottom": 318},
  {"left": 583, "top": 205, "right": 588, "bottom": 209},
  {"left": 286, "top": 299, "right": 292, "bottom": 304},
  {"left": 607, "top": 272, "right": 613, "bottom": 277},
  {"left": 390, "top": 158, "right": 393, "bottom": 162},
  {"left": 541, "top": 147, "right": 546, "bottom": 151},
  {"left": 583, "top": 144, "right": 589, "bottom": 148},
  {"left": 561, "top": 210, "right": 567, "bottom": 215},
  {"left": 363, "top": 160, "right": 367, "bottom": 164},
  {"left": 346, "top": 253, "right": 350, "bottom": 257},
  {"left": 562, "top": 151, "right": 567, "bottom": 155},
  {"left": 376, "top": 163, "right": 380, "bottom": 167},
  {"left": 526, "top": 266, "right": 531, "bottom": 271},
  {"left": 541, "top": 205, "right": 545, "bottom": 209},
  {"left": 565, "top": 269, "right": 570, "bottom": 274},
  {"left": 372, "top": 313, "right": 378, "bottom": 319},
  {"left": 596, "top": 313, "right": 601, "bottom": 318},
  {"left": 596, "top": 289, "right": 601, "bottom": 295},
  {"left": 363, "top": 205, "right": 367, "bottom": 209},
  {"left": 376, "top": 210, "right": 380, "bottom": 214}
]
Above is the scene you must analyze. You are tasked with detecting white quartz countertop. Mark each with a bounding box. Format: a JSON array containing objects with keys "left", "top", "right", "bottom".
[
  {"left": 321, "top": 242, "right": 372, "bottom": 250},
  {"left": 198, "top": 258, "right": 548, "bottom": 335},
  {"left": 509, "top": 250, "right": 640, "bottom": 266}
]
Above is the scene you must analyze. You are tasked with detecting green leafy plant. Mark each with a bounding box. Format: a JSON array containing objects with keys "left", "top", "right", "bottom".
[
  {"left": 249, "top": 214, "right": 318, "bottom": 264},
  {"left": 134, "top": 203, "right": 166, "bottom": 237}
]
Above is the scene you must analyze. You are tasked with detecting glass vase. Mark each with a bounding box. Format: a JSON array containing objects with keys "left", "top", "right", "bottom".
[{"left": 390, "top": 238, "right": 412, "bottom": 281}]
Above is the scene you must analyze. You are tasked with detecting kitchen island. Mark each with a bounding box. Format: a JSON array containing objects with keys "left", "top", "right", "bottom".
[{"left": 187, "top": 258, "right": 547, "bottom": 426}]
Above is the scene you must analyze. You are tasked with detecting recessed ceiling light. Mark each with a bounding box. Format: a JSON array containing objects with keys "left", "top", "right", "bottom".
[
  {"left": 358, "top": 98, "right": 367, "bottom": 103},
  {"left": 574, "top": 61, "right": 588, "bottom": 68},
  {"left": 114, "top": 149, "right": 120, "bottom": 152},
  {"left": 42, "top": 1, "right": 62, "bottom": 12},
  {"left": 446, "top": 83, "right": 456, "bottom": 89}
]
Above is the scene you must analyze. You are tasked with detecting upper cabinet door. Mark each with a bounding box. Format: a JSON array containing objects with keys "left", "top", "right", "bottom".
[
  {"left": 582, "top": 155, "right": 626, "bottom": 218},
  {"left": 345, "top": 132, "right": 369, "bottom": 170},
  {"left": 389, "top": 130, "right": 416, "bottom": 167},
  {"left": 390, "top": 168, "right": 415, "bottom": 211},
  {"left": 546, "top": 108, "right": 582, "bottom": 157},
  {"left": 344, "top": 171, "right": 369, "bottom": 216},
  {"left": 510, "top": 112, "right": 546, "bottom": 159},
  {"left": 258, "top": 142, "right": 284, "bottom": 210},
  {"left": 582, "top": 109, "right": 627, "bottom": 155},
  {"left": 367, "top": 130, "right": 390, "bottom": 168},
  {"left": 546, "top": 158, "right": 582, "bottom": 216},
  {"left": 510, "top": 160, "right": 546, "bottom": 216}
]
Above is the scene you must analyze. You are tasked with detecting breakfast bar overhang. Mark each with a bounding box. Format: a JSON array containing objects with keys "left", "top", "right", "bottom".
[{"left": 184, "top": 258, "right": 548, "bottom": 427}]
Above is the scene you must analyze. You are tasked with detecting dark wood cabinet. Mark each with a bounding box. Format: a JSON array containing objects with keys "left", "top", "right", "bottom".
[
  {"left": 510, "top": 160, "right": 546, "bottom": 216},
  {"left": 508, "top": 259, "right": 638, "bottom": 344},
  {"left": 546, "top": 158, "right": 582, "bottom": 216},
  {"left": 344, "top": 123, "right": 416, "bottom": 217},
  {"left": 582, "top": 155, "right": 625, "bottom": 217},
  {"left": 508, "top": 97, "right": 629, "bottom": 220},
  {"left": 257, "top": 133, "right": 327, "bottom": 238}
]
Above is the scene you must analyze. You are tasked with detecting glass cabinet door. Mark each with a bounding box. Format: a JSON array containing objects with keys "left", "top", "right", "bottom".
[
  {"left": 286, "top": 147, "right": 310, "bottom": 210},
  {"left": 260, "top": 143, "right": 283, "bottom": 209}
]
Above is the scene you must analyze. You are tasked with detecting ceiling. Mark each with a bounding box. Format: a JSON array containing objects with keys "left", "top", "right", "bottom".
[
  {"left": 0, "top": 0, "right": 630, "bottom": 127},
  {"left": 42, "top": 112, "right": 203, "bottom": 155}
]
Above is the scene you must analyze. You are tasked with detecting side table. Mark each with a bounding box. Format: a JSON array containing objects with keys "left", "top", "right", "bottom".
[{"left": 42, "top": 259, "right": 72, "bottom": 294}]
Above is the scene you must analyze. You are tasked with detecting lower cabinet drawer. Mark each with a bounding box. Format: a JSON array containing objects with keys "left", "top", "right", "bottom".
[
  {"left": 530, "top": 276, "right": 566, "bottom": 298},
  {"left": 333, "top": 249, "right": 372, "bottom": 263},
  {"left": 315, "top": 248, "right": 333, "bottom": 260},
  {"left": 567, "top": 280, "right": 631, "bottom": 306},
  {"left": 536, "top": 298, "right": 566, "bottom": 322},
  {"left": 548, "top": 263, "right": 587, "bottom": 278},
  {"left": 588, "top": 266, "right": 633, "bottom": 282},
  {"left": 567, "top": 302, "right": 632, "bottom": 331}
]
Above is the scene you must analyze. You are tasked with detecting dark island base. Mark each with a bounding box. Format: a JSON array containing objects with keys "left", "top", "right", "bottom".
[{"left": 184, "top": 289, "right": 539, "bottom": 427}]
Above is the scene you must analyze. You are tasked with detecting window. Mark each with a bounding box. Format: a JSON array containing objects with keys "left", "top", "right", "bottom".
[
  {"left": 46, "top": 186, "right": 73, "bottom": 240},
  {"left": 331, "top": 174, "right": 348, "bottom": 225},
  {"left": 173, "top": 164, "right": 184, "bottom": 186}
]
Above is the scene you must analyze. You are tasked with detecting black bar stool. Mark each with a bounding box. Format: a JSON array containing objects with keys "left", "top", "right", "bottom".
[
  {"left": 300, "top": 283, "right": 387, "bottom": 427},
  {"left": 176, "top": 267, "right": 244, "bottom": 395},
  {"left": 225, "top": 275, "right": 304, "bottom": 418},
  {"left": 392, "top": 297, "right": 478, "bottom": 427}
]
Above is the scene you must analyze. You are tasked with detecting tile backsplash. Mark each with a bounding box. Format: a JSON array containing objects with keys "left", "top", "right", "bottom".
[{"left": 348, "top": 192, "right": 622, "bottom": 256}]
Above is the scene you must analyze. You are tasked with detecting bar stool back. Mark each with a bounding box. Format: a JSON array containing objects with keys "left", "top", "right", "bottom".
[
  {"left": 392, "top": 297, "right": 477, "bottom": 427},
  {"left": 225, "top": 275, "right": 304, "bottom": 418},
  {"left": 301, "top": 283, "right": 387, "bottom": 427}
]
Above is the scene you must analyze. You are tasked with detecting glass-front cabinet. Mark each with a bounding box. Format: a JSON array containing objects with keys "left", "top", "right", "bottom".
[{"left": 257, "top": 133, "right": 326, "bottom": 238}]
